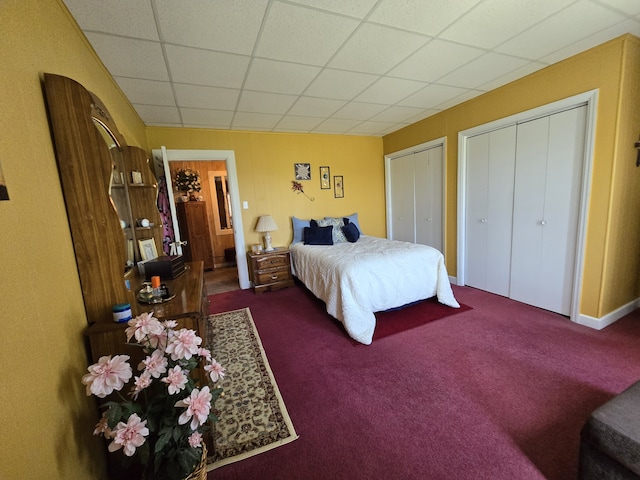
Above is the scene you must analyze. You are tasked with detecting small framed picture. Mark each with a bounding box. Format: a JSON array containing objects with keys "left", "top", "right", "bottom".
[
  {"left": 138, "top": 238, "right": 158, "bottom": 261},
  {"left": 294, "top": 163, "right": 311, "bottom": 180},
  {"left": 334, "top": 175, "right": 344, "bottom": 198},
  {"left": 320, "top": 166, "right": 330, "bottom": 189}
]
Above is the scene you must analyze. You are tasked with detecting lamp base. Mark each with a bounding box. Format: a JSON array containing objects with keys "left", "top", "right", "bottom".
[{"left": 264, "top": 232, "right": 274, "bottom": 252}]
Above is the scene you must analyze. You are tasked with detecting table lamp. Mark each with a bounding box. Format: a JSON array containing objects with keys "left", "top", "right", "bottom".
[{"left": 255, "top": 215, "right": 278, "bottom": 252}]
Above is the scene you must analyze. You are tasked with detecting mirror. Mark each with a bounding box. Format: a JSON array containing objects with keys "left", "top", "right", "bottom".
[{"left": 209, "top": 170, "right": 233, "bottom": 234}]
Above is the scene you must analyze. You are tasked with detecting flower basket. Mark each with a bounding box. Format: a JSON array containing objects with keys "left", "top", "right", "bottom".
[
  {"left": 183, "top": 443, "right": 207, "bottom": 480},
  {"left": 82, "top": 312, "right": 224, "bottom": 480}
]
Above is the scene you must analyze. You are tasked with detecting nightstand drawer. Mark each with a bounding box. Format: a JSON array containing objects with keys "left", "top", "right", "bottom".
[
  {"left": 254, "top": 254, "right": 289, "bottom": 269},
  {"left": 256, "top": 267, "right": 291, "bottom": 285}
]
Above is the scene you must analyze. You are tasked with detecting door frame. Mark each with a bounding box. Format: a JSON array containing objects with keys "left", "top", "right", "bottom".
[
  {"left": 456, "top": 90, "right": 598, "bottom": 323},
  {"left": 384, "top": 137, "right": 446, "bottom": 254},
  {"left": 152, "top": 147, "right": 250, "bottom": 290}
]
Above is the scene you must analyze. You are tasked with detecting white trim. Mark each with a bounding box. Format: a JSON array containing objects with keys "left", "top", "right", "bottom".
[
  {"left": 576, "top": 298, "right": 640, "bottom": 330},
  {"left": 457, "top": 90, "right": 599, "bottom": 321},
  {"left": 384, "top": 137, "right": 447, "bottom": 256},
  {"left": 152, "top": 148, "right": 250, "bottom": 290}
]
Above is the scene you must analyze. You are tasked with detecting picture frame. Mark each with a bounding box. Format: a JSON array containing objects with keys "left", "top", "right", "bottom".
[
  {"left": 294, "top": 163, "right": 311, "bottom": 180},
  {"left": 334, "top": 175, "right": 344, "bottom": 198},
  {"left": 320, "top": 166, "right": 330, "bottom": 189},
  {"left": 0, "top": 159, "right": 9, "bottom": 201},
  {"left": 138, "top": 238, "right": 158, "bottom": 261}
]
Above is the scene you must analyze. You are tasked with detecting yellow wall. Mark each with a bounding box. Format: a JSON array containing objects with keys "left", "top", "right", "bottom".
[
  {"left": 145, "top": 128, "right": 385, "bottom": 250},
  {"left": 383, "top": 34, "right": 640, "bottom": 318},
  {"left": 0, "top": 1, "right": 146, "bottom": 479}
]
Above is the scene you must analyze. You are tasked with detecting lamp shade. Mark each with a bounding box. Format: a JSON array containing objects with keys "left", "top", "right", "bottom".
[{"left": 255, "top": 215, "right": 278, "bottom": 232}]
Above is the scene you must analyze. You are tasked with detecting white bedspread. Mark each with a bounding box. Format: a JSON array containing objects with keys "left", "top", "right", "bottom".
[{"left": 290, "top": 236, "right": 460, "bottom": 345}]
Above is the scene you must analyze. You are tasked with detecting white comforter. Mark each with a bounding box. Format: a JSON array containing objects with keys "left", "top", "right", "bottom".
[{"left": 290, "top": 236, "right": 460, "bottom": 345}]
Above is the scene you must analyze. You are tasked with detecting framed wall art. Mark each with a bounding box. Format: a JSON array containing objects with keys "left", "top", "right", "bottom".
[
  {"left": 0, "top": 159, "right": 9, "bottom": 201},
  {"left": 138, "top": 238, "right": 158, "bottom": 261},
  {"left": 320, "top": 166, "right": 330, "bottom": 189},
  {"left": 294, "top": 163, "right": 311, "bottom": 180},
  {"left": 334, "top": 175, "right": 344, "bottom": 198}
]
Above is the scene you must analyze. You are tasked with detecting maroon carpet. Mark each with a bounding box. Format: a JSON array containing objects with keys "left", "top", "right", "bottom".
[{"left": 206, "top": 284, "right": 640, "bottom": 480}]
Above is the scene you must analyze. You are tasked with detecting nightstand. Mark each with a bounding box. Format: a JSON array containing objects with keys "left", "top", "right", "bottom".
[{"left": 247, "top": 248, "right": 294, "bottom": 294}]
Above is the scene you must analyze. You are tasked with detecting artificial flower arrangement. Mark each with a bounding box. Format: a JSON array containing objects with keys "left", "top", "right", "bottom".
[
  {"left": 174, "top": 168, "right": 202, "bottom": 195},
  {"left": 82, "top": 312, "right": 224, "bottom": 480}
]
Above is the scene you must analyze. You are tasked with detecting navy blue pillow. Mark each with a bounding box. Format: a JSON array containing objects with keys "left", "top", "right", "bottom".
[
  {"left": 342, "top": 221, "right": 360, "bottom": 242},
  {"left": 303, "top": 225, "right": 333, "bottom": 245}
]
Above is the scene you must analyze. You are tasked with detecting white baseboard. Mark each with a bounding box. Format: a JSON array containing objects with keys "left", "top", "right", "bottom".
[
  {"left": 449, "top": 276, "right": 457, "bottom": 285},
  {"left": 574, "top": 298, "right": 640, "bottom": 330}
]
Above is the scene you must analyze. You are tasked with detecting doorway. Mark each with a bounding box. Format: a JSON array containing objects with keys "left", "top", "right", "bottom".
[{"left": 152, "top": 148, "right": 250, "bottom": 290}]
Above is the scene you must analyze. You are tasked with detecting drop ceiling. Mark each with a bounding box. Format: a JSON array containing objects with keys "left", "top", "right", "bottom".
[{"left": 63, "top": 0, "right": 640, "bottom": 136}]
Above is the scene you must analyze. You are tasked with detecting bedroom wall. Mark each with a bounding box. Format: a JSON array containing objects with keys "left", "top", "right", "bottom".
[
  {"left": 0, "top": 1, "right": 147, "bottom": 479},
  {"left": 383, "top": 34, "right": 640, "bottom": 320},
  {"left": 145, "top": 128, "right": 385, "bottom": 249}
]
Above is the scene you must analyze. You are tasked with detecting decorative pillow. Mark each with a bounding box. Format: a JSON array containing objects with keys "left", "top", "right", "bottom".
[
  {"left": 325, "top": 213, "right": 361, "bottom": 234},
  {"left": 342, "top": 221, "right": 360, "bottom": 243},
  {"left": 318, "top": 217, "right": 348, "bottom": 244},
  {"left": 303, "top": 225, "right": 334, "bottom": 245},
  {"left": 291, "top": 216, "right": 310, "bottom": 244}
]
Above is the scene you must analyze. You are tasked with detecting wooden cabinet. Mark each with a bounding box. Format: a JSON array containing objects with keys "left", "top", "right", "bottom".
[
  {"left": 43, "top": 74, "right": 163, "bottom": 323},
  {"left": 176, "top": 201, "right": 214, "bottom": 270},
  {"left": 247, "top": 248, "right": 294, "bottom": 294}
]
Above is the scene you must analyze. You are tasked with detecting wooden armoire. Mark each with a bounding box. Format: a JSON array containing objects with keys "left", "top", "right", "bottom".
[{"left": 176, "top": 201, "right": 214, "bottom": 270}]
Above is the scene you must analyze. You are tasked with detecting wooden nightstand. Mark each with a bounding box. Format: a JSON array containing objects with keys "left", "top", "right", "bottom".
[{"left": 247, "top": 248, "right": 294, "bottom": 294}]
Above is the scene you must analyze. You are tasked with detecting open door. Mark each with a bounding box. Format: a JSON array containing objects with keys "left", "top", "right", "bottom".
[{"left": 151, "top": 147, "right": 250, "bottom": 290}]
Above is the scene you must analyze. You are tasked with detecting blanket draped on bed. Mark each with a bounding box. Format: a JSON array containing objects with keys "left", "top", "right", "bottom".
[{"left": 290, "top": 236, "right": 460, "bottom": 345}]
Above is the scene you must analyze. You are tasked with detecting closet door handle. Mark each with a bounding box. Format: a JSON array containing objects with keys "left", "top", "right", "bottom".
[
  {"left": 480, "top": 218, "right": 488, "bottom": 223},
  {"left": 540, "top": 219, "right": 548, "bottom": 226}
]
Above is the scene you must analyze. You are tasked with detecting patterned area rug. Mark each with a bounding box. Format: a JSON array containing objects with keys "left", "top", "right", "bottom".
[{"left": 205, "top": 308, "right": 298, "bottom": 470}]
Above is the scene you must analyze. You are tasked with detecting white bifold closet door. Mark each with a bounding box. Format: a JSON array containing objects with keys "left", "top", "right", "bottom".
[
  {"left": 464, "top": 105, "right": 586, "bottom": 315},
  {"left": 389, "top": 145, "right": 443, "bottom": 251},
  {"left": 465, "top": 126, "right": 516, "bottom": 296},
  {"left": 510, "top": 106, "right": 586, "bottom": 315}
]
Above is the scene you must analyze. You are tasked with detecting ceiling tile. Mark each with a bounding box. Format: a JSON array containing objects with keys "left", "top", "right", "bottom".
[
  {"left": 63, "top": 0, "right": 159, "bottom": 40},
  {"left": 256, "top": 1, "right": 359, "bottom": 65},
  {"left": 288, "top": 0, "right": 379, "bottom": 18},
  {"left": 436, "top": 52, "right": 529, "bottom": 89},
  {"left": 288, "top": 97, "right": 346, "bottom": 117},
  {"left": 596, "top": 0, "right": 640, "bottom": 15},
  {"left": 232, "top": 112, "right": 283, "bottom": 130},
  {"left": 495, "top": 1, "right": 627, "bottom": 59},
  {"left": 244, "top": 59, "right": 321, "bottom": 95},
  {"left": 154, "top": 0, "right": 268, "bottom": 55},
  {"left": 173, "top": 84, "right": 240, "bottom": 110},
  {"left": 165, "top": 45, "right": 250, "bottom": 88},
  {"left": 404, "top": 109, "right": 440, "bottom": 124},
  {"left": 180, "top": 108, "right": 233, "bottom": 128},
  {"left": 440, "top": 0, "right": 574, "bottom": 49},
  {"left": 313, "top": 118, "right": 363, "bottom": 134},
  {"left": 541, "top": 18, "right": 640, "bottom": 64},
  {"left": 369, "top": 105, "right": 429, "bottom": 123},
  {"left": 477, "top": 62, "right": 547, "bottom": 91},
  {"left": 304, "top": 69, "right": 379, "bottom": 100},
  {"left": 133, "top": 104, "right": 181, "bottom": 124},
  {"left": 275, "top": 115, "right": 325, "bottom": 132},
  {"left": 349, "top": 120, "right": 396, "bottom": 135},
  {"left": 368, "top": 0, "right": 481, "bottom": 36},
  {"left": 329, "top": 23, "right": 429, "bottom": 74},
  {"left": 114, "top": 77, "right": 175, "bottom": 106},
  {"left": 237, "top": 91, "right": 298, "bottom": 114},
  {"left": 389, "top": 39, "right": 485, "bottom": 82},
  {"left": 86, "top": 33, "right": 169, "bottom": 80},
  {"left": 331, "top": 102, "right": 389, "bottom": 120},
  {"left": 398, "top": 84, "right": 469, "bottom": 109},
  {"left": 354, "top": 77, "right": 428, "bottom": 104},
  {"left": 435, "top": 89, "right": 484, "bottom": 110}
]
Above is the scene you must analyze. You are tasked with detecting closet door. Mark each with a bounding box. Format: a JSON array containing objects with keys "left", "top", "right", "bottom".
[
  {"left": 510, "top": 106, "right": 586, "bottom": 315},
  {"left": 465, "top": 126, "right": 516, "bottom": 296},
  {"left": 389, "top": 155, "right": 415, "bottom": 242},
  {"left": 415, "top": 146, "right": 443, "bottom": 251}
]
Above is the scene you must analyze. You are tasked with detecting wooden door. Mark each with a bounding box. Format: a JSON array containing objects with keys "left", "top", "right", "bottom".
[
  {"left": 510, "top": 106, "right": 586, "bottom": 315},
  {"left": 176, "top": 202, "right": 214, "bottom": 270}
]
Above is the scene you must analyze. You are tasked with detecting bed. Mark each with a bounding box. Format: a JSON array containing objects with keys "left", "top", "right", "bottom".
[{"left": 289, "top": 217, "right": 459, "bottom": 345}]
